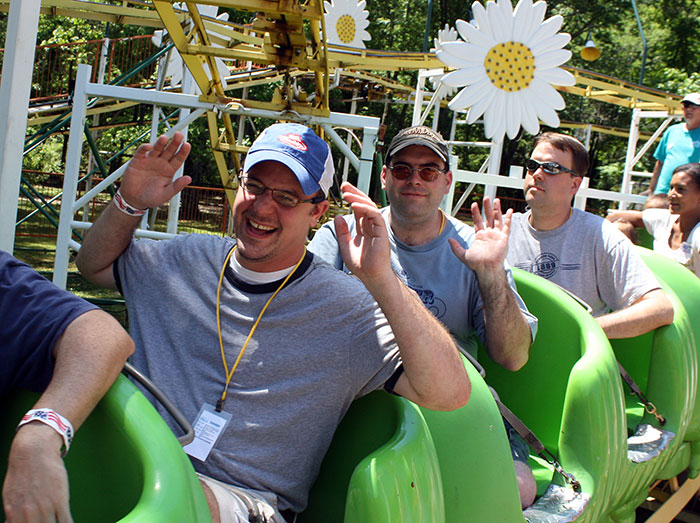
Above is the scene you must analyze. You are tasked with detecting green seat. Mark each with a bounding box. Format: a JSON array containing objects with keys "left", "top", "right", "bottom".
[
  {"left": 1, "top": 374, "right": 211, "bottom": 522},
  {"left": 482, "top": 268, "right": 625, "bottom": 522},
  {"left": 300, "top": 359, "right": 524, "bottom": 522}
]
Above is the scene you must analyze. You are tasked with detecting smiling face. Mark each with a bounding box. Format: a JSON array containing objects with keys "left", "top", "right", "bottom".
[
  {"left": 523, "top": 141, "right": 582, "bottom": 212},
  {"left": 381, "top": 145, "right": 452, "bottom": 224},
  {"left": 233, "top": 160, "right": 328, "bottom": 272},
  {"left": 668, "top": 170, "right": 700, "bottom": 216}
]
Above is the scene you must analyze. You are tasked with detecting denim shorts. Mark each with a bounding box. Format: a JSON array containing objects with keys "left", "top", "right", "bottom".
[{"left": 504, "top": 419, "right": 531, "bottom": 464}]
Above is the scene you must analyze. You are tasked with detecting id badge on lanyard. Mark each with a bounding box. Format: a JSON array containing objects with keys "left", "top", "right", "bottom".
[{"left": 183, "top": 403, "right": 232, "bottom": 462}]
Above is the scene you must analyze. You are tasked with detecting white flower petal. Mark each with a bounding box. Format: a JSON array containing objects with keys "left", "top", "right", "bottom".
[
  {"left": 466, "top": 84, "right": 498, "bottom": 123},
  {"left": 438, "top": 42, "right": 487, "bottom": 68},
  {"left": 456, "top": 19, "right": 495, "bottom": 48},
  {"left": 531, "top": 95, "right": 561, "bottom": 127},
  {"left": 526, "top": 15, "right": 563, "bottom": 48},
  {"left": 440, "top": 66, "right": 485, "bottom": 87},
  {"left": 199, "top": 5, "right": 218, "bottom": 18},
  {"left": 522, "top": 1, "right": 548, "bottom": 40},
  {"left": 513, "top": 0, "right": 536, "bottom": 41},
  {"left": 530, "top": 78, "right": 565, "bottom": 109},
  {"left": 535, "top": 49, "right": 572, "bottom": 69},
  {"left": 472, "top": 1, "right": 495, "bottom": 41},
  {"left": 535, "top": 67, "right": 575, "bottom": 86},
  {"left": 448, "top": 77, "right": 492, "bottom": 112},
  {"left": 530, "top": 33, "right": 570, "bottom": 56},
  {"left": 487, "top": 90, "right": 507, "bottom": 141},
  {"left": 520, "top": 93, "right": 541, "bottom": 135},
  {"left": 488, "top": 0, "right": 513, "bottom": 42},
  {"left": 152, "top": 30, "right": 164, "bottom": 46},
  {"left": 506, "top": 94, "right": 523, "bottom": 139}
]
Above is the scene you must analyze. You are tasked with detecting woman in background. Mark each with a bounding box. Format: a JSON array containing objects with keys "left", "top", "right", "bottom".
[{"left": 607, "top": 163, "right": 700, "bottom": 277}]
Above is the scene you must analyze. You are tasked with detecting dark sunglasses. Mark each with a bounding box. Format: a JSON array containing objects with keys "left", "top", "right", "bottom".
[
  {"left": 526, "top": 159, "right": 578, "bottom": 176},
  {"left": 389, "top": 163, "right": 446, "bottom": 182},
  {"left": 682, "top": 101, "right": 699, "bottom": 109},
  {"left": 238, "top": 176, "right": 325, "bottom": 208}
]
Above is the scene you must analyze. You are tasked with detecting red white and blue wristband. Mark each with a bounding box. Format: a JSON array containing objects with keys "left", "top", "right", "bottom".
[
  {"left": 113, "top": 189, "right": 147, "bottom": 217},
  {"left": 17, "top": 408, "right": 74, "bottom": 458}
]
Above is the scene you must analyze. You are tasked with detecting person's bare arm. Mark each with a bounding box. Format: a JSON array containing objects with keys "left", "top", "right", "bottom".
[
  {"left": 2, "top": 309, "right": 134, "bottom": 523},
  {"left": 596, "top": 289, "right": 674, "bottom": 338},
  {"left": 606, "top": 210, "right": 644, "bottom": 228},
  {"left": 449, "top": 198, "right": 532, "bottom": 371},
  {"left": 336, "top": 182, "right": 470, "bottom": 411},
  {"left": 76, "top": 133, "right": 191, "bottom": 288}
]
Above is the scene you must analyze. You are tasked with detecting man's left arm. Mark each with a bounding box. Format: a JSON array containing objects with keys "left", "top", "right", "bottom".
[
  {"left": 335, "top": 182, "right": 470, "bottom": 411},
  {"left": 3, "top": 309, "right": 133, "bottom": 522},
  {"left": 449, "top": 198, "right": 533, "bottom": 371},
  {"left": 596, "top": 288, "right": 673, "bottom": 338}
]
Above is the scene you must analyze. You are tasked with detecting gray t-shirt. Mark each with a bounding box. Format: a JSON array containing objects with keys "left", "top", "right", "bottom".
[
  {"left": 507, "top": 209, "right": 661, "bottom": 316},
  {"left": 116, "top": 233, "right": 402, "bottom": 513},
  {"left": 308, "top": 208, "right": 537, "bottom": 357}
]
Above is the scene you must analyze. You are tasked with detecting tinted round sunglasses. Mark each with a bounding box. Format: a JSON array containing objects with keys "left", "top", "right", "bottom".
[{"left": 388, "top": 163, "right": 447, "bottom": 182}]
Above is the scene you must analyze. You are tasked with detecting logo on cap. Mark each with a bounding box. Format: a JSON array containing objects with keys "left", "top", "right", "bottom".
[{"left": 279, "top": 133, "right": 308, "bottom": 151}]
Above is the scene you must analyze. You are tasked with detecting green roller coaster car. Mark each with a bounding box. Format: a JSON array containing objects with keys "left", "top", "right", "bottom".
[
  {"left": 1, "top": 374, "right": 211, "bottom": 522},
  {"left": 2, "top": 249, "right": 698, "bottom": 522}
]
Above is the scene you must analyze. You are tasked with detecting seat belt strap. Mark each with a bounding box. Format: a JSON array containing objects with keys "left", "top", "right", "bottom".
[
  {"left": 617, "top": 362, "right": 666, "bottom": 425},
  {"left": 496, "top": 399, "right": 581, "bottom": 492}
]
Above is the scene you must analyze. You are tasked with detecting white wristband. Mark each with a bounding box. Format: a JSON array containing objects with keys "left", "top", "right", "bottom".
[
  {"left": 17, "top": 408, "right": 74, "bottom": 458},
  {"left": 113, "top": 189, "right": 147, "bottom": 217}
]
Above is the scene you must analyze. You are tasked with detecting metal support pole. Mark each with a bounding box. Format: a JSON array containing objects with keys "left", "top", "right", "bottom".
[
  {"left": 0, "top": 0, "right": 40, "bottom": 253},
  {"left": 54, "top": 65, "right": 90, "bottom": 288},
  {"left": 166, "top": 68, "right": 195, "bottom": 234},
  {"left": 630, "top": 0, "right": 647, "bottom": 85},
  {"left": 484, "top": 140, "right": 502, "bottom": 202}
]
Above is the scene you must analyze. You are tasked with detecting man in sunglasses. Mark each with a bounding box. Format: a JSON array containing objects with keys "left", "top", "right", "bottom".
[
  {"left": 309, "top": 125, "right": 539, "bottom": 508},
  {"left": 647, "top": 92, "right": 700, "bottom": 195},
  {"left": 77, "top": 123, "right": 469, "bottom": 523},
  {"left": 507, "top": 132, "right": 673, "bottom": 338}
]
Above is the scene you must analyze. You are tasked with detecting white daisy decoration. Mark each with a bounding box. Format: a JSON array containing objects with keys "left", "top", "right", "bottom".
[
  {"left": 431, "top": 24, "right": 459, "bottom": 101},
  {"left": 324, "top": 0, "right": 371, "bottom": 48},
  {"left": 152, "top": 3, "right": 231, "bottom": 90},
  {"left": 437, "top": 0, "right": 575, "bottom": 141}
]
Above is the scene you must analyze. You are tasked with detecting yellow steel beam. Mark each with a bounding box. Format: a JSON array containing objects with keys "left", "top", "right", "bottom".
[{"left": 0, "top": 0, "right": 178, "bottom": 28}]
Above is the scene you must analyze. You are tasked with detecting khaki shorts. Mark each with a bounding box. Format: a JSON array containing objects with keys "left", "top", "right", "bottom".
[{"left": 198, "top": 473, "right": 290, "bottom": 523}]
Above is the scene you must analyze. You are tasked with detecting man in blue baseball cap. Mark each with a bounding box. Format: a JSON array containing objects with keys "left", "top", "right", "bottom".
[{"left": 77, "top": 123, "right": 470, "bottom": 523}]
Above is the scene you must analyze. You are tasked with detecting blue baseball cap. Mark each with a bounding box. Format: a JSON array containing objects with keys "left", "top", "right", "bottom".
[{"left": 243, "top": 123, "right": 334, "bottom": 197}]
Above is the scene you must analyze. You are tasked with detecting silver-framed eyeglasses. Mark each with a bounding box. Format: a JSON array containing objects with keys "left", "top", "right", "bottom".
[{"left": 238, "top": 175, "right": 325, "bottom": 208}]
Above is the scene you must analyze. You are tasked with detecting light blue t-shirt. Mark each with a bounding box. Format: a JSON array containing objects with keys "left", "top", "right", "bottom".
[
  {"left": 308, "top": 208, "right": 538, "bottom": 358},
  {"left": 653, "top": 123, "right": 700, "bottom": 194}
]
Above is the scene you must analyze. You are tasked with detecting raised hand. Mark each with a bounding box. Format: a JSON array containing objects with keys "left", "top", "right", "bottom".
[
  {"left": 334, "top": 182, "right": 393, "bottom": 286},
  {"left": 119, "top": 132, "right": 192, "bottom": 210},
  {"left": 449, "top": 197, "right": 511, "bottom": 275}
]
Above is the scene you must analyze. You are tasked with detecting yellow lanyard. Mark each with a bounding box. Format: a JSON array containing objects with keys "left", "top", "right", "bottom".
[
  {"left": 215, "top": 245, "right": 307, "bottom": 411},
  {"left": 438, "top": 209, "right": 445, "bottom": 236}
]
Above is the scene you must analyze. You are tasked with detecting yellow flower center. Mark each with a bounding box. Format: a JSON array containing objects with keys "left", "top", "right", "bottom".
[
  {"left": 336, "top": 14, "right": 356, "bottom": 44},
  {"left": 484, "top": 41, "right": 535, "bottom": 92}
]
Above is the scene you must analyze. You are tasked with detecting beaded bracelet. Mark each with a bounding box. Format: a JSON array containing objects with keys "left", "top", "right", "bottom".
[
  {"left": 113, "top": 189, "right": 147, "bottom": 217},
  {"left": 17, "top": 408, "right": 74, "bottom": 458}
]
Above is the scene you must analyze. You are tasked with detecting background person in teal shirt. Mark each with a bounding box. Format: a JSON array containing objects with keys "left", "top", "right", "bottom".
[{"left": 648, "top": 92, "right": 700, "bottom": 194}]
